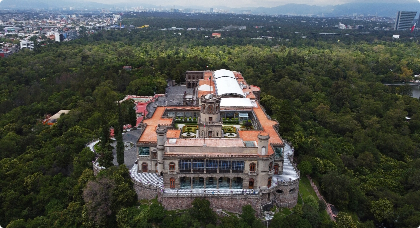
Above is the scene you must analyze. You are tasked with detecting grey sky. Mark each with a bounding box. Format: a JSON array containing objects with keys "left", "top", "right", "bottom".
[{"left": 91, "top": 0, "right": 420, "bottom": 8}]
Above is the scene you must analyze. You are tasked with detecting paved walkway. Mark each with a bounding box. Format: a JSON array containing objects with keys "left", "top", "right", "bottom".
[
  {"left": 307, "top": 175, "right": 337, "bottom": 221},
  {"left": 112, "top": 129, "right": 143, "bottom": 168}
]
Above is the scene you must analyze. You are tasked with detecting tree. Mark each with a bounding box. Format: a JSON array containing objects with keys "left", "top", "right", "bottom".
[
  {"left": 370, "top": 198, "right": 393, "bottom": 223},
  {"left": 189, "top": 198, "right": 217, "bottom": 226},
  {"left": 336, "top": 212, "right": 357, "bottom": 228},
  {"left": 116, "top": 103, "right": 125, "bottom": 166},
  {"left": 97, "top": 142, "right": 114, "bottom": 168},
  {"left": 82, "top": 177, "right": 116, "bottom": 226},
  {"left": 240, "top": 205, "right": 263, "bottom": 228}
]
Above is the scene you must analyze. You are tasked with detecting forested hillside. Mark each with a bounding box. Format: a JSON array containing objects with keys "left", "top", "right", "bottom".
[{"left": 1, "top": 14, "right": 420, "bottom": 227}]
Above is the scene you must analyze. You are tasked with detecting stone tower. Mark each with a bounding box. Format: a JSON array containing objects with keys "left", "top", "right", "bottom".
[
  {"left": 198, "top": 95, "right": 223, "bottom": 138},
  {"left": 257, "top": 133, "right": 270, "bottom": 187},
  {"left": 156, "top": 124, "right": 167, "bottom": 174}
]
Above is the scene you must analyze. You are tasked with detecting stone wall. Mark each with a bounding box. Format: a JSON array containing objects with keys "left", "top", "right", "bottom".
[
  {"left": 160, "top": 195, "right": 261, "bottom": 214},
  {"left": 133, "top": 181, "right": 161, "bottom": 200},
  {"left": 271, "top": 179, "right": 300, "bottom": 208}
]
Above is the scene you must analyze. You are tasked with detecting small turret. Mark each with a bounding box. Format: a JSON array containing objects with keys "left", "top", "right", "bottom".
[{"left": 258, "top": 133, "right": 270, "bottom": 155}]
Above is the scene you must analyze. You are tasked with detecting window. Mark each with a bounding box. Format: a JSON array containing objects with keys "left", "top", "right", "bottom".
[
  {"left": 274, "top": 147, "right": 283, "bottom": 159},
  {"left": 267, "top": 177, "right": 272, "bottom": 188},
  {"left": 261, "top": 146, "right": 266, "bottom": 155},
  {"left": 170, "top": 178, "right": 175, "bottom": 189},
  {"left": 139, "top": 147, "right": 150, "bottom": 156},
  {"left": 169, "top": 162, "right": 175, "bottom": 171},
  {"left": 269, "top": 162, "right": 273, "bottom": 171},
  {"left": 206, "top": 160, "right": 218, "bottom": 173},
  {"left": 232, "top": 161, "right": 244, "bottom": 173},
  {"left": 209, "top": 117, "right": 213, "bottom": 122},
  {"left": 142, "top": 162, "right": 148, "bottom": 172},
  {"left": 179, "top": 160, "right": 191, "bottom": 173},
  {"left": 155, "top": 163, "right": 158, "bottom": 173},
  {"left": 219, "top": 160, "right": 231, "bottom": 173},
  {"left": 208, "top": 131, "right": 212, "bottom": 138},
  {"left": 207, "top": 105, "right": 213, "bottom": 113},
  {"left": 249, "top": 178, "right": 254, "bottom": 189},
  {"left": 249, "top": 163, "right": 256, "bottom": 172},
  {"left": 192, "top": 159, "right": 205, "bottom": 173}
]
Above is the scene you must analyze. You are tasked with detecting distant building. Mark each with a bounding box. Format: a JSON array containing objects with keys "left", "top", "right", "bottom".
[
  {"left": 20, "top": 40, "right": 34, "bottom": 50},
  {"left": 43, "top": 110, "right": 70, "bottom": 125},
  {"left": 394, "top": 11, "right": 417, "bottom": 30},
  {"left": 212, "top": 33, "right": 221, "bottom": 38},
  {"left": 210, "top": 8, "right": 213, "bottom": 13}
]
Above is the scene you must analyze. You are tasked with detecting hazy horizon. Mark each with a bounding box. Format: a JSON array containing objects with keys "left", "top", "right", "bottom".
[{"left": 89, "top": 0, "right": 420, "bottom": 8}]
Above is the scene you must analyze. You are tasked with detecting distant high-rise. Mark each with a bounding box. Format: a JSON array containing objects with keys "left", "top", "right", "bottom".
[
  {"left": 210, "top": 8, "right": 213, "bottom": 13},
  {"left": 394, "top": 11, "right": 417, "bottom": 30}
]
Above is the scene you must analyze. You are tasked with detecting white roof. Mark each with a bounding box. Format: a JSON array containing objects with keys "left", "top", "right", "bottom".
[
  {"left": 213, "top": 69, "right": 244, "bottom": 97},
  {"left": 220, "top": 98, "right": 253, "bottom": 107},
  {"left": 198, "top": 84, "right": 212, "bottom": 91},
  {"left": 50, "top": 110, "right": 70, "bottom": 120}
]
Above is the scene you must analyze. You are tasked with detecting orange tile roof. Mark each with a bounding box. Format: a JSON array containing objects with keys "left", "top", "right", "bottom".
[
  {"left": 238, "top": 130, "right": 263, "bottom": 142},
  {"left": 237, "top": 103, "right": 283, "bottom": 155},
  {"left": 138, "top": 107, "right": 173, "bottom": 143},
  {"left": 167, "top": 130, "right": 181, "bottom": 138},
  {"left": 252, "top": 103, "right": 283, "bottom": 155},
  {"left": 250, "top": 85, "right": 260, "bottom": 91}
]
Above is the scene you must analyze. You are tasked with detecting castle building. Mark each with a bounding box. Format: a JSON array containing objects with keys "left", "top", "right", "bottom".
[{"left": 131, "top": 69, "right": 300, "bottom": 214}]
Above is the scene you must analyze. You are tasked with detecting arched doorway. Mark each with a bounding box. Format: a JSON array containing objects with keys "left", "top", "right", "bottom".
[
  {"left": 142, "top": 163, "right": 148, "bottom": 172},
  {"left": 170, "top": 178, "right": 175, "bottom": 189},
  {"left": 249, "top": 178, "right": 254, "bottom": 189},
  {"left": 274, "top": 163, "right": 279, "bottom": 174}
]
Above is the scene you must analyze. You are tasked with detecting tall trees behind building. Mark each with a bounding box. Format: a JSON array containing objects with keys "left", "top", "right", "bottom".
[{"left": 0, "top": 14, "right": 420, "bottom": 227}]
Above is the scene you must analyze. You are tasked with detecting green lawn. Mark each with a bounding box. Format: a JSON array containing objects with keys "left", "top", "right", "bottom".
[
  {"left": 299, "top": 176, "right": 319, "bottom": 201},
  {"left": 299, "top": 176, "right": 333, "bottom": 222}
]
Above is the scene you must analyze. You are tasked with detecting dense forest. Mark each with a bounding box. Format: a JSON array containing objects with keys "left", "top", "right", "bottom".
[{"left": 1, "top": 13, "right": 420, "bottom": 227}]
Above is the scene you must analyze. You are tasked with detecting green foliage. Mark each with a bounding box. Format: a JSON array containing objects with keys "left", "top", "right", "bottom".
[
  {"left": 370, "top": 198, "right": 393, "bottom": 222},
  {"left": 222, "top": 126, "right": 236, "bottom": 133},
  {"left": 336, "top": 212, "right": 358, "bottom": 228},
  {"left": 189, "top": 198, "right": 217, "bottom": 226}
]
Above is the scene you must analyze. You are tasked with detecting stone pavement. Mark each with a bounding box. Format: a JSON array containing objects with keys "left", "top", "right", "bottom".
[{"left": 112, "top": 128, "right": 142, "bottom": 168}]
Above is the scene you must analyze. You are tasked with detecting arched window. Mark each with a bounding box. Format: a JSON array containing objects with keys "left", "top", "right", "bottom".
[
  {"left": 267, "top": 177, "right": 272, "bottom": 188},
  {"left": 142, "top": 162, "right": 148, "bottom": 172},
  {"left": 169, "top": 162, "right": 175, "bottom": 171},
  {"left": 249, "top": 178, "right": 254, "bottom": 189},
  {"left": 269, "top": 162, "right": 273, "bottom": 170},
  {"left": 249, "top": 163, "right": 256, "bottom": 172},
  {"left": 155, "top": 163, "right": 158, "bottom": 173},
  {"left": 170, "top": 178, "right": 175, "bottom": 189},
  {"left": 261, "top": 146, "right": 266, "bottom": 155}
]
